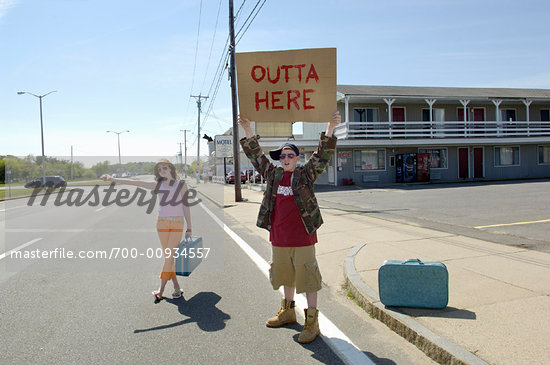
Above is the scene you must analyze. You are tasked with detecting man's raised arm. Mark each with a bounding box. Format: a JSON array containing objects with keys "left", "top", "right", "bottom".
[{"left": 238, "top": 115, "right": 255, "bottom": 139}]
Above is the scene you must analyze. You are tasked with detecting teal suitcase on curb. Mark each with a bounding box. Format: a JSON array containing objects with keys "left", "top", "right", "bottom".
[
  {"left": 175, "top": 236, "right": 203, "bottom": 276},
  {"left": 378, "top": 259, "right": 448, "bottom": 309}
]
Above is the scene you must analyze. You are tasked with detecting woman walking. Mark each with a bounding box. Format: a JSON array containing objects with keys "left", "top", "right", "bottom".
[{"left": 101, "top": 158, "right": 192, "bottom": 301}]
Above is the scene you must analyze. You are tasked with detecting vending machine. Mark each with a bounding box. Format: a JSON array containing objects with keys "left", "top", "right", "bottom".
[
  {"left": 416, "top": 153, "right": 430, "bottom": 182},
  {"left": 395, "top": 154, "right": 404, "bottom": 183},
  {"left": 403, "top": 153, "right": 417, "bottom": 183}
]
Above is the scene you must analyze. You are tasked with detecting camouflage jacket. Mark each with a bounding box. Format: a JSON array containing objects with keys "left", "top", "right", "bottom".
[{"left": 240, "top": 132, "right": 337, "bottom": 235}]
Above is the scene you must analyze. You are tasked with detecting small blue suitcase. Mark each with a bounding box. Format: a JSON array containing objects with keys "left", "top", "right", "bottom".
[
  {"left": 378, "top": 259, "right": 448, "bottom": 309},
  {"left": 175, "top": 236, "right": 203, "bottom": 276}
]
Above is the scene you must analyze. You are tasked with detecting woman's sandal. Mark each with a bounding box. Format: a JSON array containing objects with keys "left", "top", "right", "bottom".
[
  {"left": 172, "top": 289, "right": 184, "bottom": 299},
  {"left": 152, "top": 291, "right": 163, "bottom": 301}
]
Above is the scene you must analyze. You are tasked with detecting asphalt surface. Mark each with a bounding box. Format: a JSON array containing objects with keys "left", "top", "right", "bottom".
[
  {"left": 315, "top": 179, "right": 550, "bottom": 252},
  {"left": 1, "top": 182, "right": 436, "bottom": 364}
]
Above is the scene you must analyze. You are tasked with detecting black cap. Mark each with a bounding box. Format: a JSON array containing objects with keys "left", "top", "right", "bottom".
[{"left": 269, "top": 143, "right": 300, "bottom": 160}]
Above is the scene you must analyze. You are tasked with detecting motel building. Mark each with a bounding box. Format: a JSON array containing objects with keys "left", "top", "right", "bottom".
[{"left": 235, "top": 85, "right": 550, "bottom": 186}]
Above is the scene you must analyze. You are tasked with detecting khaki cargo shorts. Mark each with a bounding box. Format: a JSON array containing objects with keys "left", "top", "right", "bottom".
[{"left": 269, "top": 245, "right": 322, "bottom": 294}]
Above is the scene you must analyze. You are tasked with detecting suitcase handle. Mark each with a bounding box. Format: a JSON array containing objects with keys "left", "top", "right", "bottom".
[{"left": 403, "top": 259, "right": 423, "bottom": 264}]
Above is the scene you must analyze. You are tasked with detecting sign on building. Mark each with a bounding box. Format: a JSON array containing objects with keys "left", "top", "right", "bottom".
[
  {"left": 215, "top": 135, "right": 233, "bottom": 158},
  {"left": 236, "top": 47, "right": 337, "bottom": 123}
]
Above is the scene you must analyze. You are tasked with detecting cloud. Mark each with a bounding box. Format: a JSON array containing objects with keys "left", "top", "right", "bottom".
[{"left": 0, "top": 0, "right": 18, "bottom": 21}]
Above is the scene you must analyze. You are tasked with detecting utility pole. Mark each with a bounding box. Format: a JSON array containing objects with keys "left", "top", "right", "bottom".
[
  {"left": 190, "top": 95, "right": 208, "bottom": 183},
  {"left": 180, "top": 129, "right": 190, "bottom": 178},
  {"left": 177, "top": 142, "right": 184, "bottom": 173},
  {"left": 70, "top": 145, "right": 74, "bottom": 180},
  {"left": 229, "top": 0, "right": 242, "bottom": 202}
]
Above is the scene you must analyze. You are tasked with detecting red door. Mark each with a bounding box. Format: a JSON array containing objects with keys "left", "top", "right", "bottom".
[
  {"left": 473, "top": 108, "right": 485, "bottom": 121},
  {"left": 458, "top": 148, "right": 469, "bottom": 179},
  {"left": 392, "top": 107, "right": 405, "bottom": 134},
  {"left": 473, "top": 108, "right": 485, "bottom": 133},
  {"left": 392, "top": 107, "right": 405, "bottom": 122},
  {"left": 457, "top": 108, "right": 468, "bottom": 133},
  {"left": 473, "top": 147, "right": 483, "bottom": 178}
]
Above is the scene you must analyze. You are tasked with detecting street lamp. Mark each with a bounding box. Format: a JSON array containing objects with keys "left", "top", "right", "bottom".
[
  {"left": 106, "top": 130, "right": 130, "bottom": 165},
  {"left": 17, "top": 90, "right": 57, "bottom": 186}
]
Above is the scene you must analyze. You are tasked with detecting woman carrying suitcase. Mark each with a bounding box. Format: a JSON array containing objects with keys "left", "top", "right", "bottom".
[{"left": 101, "top": 158, "right": 192, "bottom": 301}]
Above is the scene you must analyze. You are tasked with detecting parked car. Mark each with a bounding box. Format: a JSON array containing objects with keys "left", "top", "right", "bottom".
[
  {"left": 244, "top": 169, "right": 262, "bottom": 183},
  {"left": 24, "top": 176, "right": 67, "bottom": 189},
  {"left": 225, "top": 171, "right": 247, "bottom": 184}
]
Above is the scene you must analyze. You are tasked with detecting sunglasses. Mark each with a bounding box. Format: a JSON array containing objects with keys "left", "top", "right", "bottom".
[
  {"left": 279, "top": 153, "right": 296, "bottom": 159},
  {"left": 157, "top": 166, "right": 170, "bottom": 172}
]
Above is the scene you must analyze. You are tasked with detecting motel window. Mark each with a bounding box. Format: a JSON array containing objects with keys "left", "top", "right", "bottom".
[
  {"left": 354, "top": 149, "right": 386, "bottom": 171},
  {"left": 541, "top": 110, "right": 550, "bottom": 122},
  {"left": 501, "top": 109, "right": 516, "bottom": 122},
  {"left": 418, "top": 148, "right": 448, "bottom": 169},
  {"left": 421, "top": 108, "right": 445, "bottom": 121},
  {"left": 354, "top": 108, "right": 379, "bottom": 122},
  {"left": 495, "top": 146, "right": 520, "bottom": 166},
  {"left": 538, "top": 146, "right": 550, "bottom": 164}
]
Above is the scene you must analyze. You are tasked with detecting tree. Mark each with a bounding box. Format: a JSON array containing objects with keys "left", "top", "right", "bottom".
[
  {"left": 91, "top": 161, "right": 111, "bottom": 177},
  {"left": 187, "top": 160, "right": 204, "bottom": 175}
]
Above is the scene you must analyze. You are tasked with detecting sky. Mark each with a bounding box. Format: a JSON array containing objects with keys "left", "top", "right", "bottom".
[{"left": 2, "top": 0, "right": 550, "bottom": 165}]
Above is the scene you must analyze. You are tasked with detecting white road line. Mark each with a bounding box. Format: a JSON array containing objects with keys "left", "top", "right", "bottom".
[
  {"left": 475, "top": 218, "right": 550, "bottom": 229},
  {"left": 0, "top": 205, "right": 29, "bottom": 212},
  {"left": 0, "top": 238, "right": 43, "bottom": 261},
  {"left": 199, "top": 202, "right": 374, "bottom": 365}
]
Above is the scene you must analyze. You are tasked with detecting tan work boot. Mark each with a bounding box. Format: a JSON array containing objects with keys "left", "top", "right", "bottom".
[
  {"left": 298, "top": 308, "right": 320, "bottom": 343},
  {"left": 266, "top": 298, "right": 297, "bottom": 327}
]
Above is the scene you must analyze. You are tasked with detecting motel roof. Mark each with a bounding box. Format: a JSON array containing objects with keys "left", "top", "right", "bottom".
[{"left": 337, "top": 85, "right": 550, "bottom": 101}]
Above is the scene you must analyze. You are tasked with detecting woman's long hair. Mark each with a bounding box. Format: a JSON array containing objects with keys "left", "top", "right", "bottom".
[{"left": 154, "top": 159, "right": 179, "bottom": 182}]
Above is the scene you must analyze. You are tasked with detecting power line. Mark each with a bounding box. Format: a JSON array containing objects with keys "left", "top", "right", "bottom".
[
  {"left": 189, "top": 0, "right": 204, "bottom": 95},
  {"left": 184, "top": 0, "right": 204, "bottom": 119},
  {"left": 202, "top": 0, "right": 267, "bottom": 134},
  {"left": 202, "top": 51, "right": 230, "bottom": 129},
  {"left": 235, "top": 0, "right": 247, "bottom": 21},
  {"left": 204, "top": 0, "right": 268, "bottom": 128},
  {"left": 235, "top": 0, "right": 261, "bottom": 38},
  {"left": 200, "top": 0, "right": 223, "bottom": 93},
  {"left": 202, "top": 36, "right": 231, "bottom": 128},
  {"left": 236, "top": 0, "right": 267, "bottom": 44},
  {"left": 206, "top": 34, "right": 230, "bottom": 98}
]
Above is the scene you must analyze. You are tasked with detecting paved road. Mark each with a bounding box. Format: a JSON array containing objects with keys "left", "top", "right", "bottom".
[
  {"left": 1, "top": 183, "right": 435, "bottom": 364},
  {"left": 315, "top": 179, "right": 550, "bottom": 252}
]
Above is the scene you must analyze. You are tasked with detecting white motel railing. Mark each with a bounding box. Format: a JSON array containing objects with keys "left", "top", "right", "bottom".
[{"left": 334, "top": 120, "right": 550, "bottom": 139}]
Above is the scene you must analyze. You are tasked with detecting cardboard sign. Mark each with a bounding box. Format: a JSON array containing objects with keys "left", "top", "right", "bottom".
[{"left": 236, "top": 48, "right": 336, "bottom": 123}]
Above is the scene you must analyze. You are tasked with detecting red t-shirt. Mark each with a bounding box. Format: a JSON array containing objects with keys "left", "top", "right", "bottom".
[{"left": 270, "top": 171, "right": 317, "bottom": 247}]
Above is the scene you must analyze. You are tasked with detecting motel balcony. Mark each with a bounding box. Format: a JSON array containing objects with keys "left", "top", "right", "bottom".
[{"left": 334, "top": 120, "right": 550, "bottom": 140}]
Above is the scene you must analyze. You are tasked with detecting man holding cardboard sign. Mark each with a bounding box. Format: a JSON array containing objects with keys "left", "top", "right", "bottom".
[
  {"left": 237, "top": 47, "right": 338, "bottom": 343},
  {"left": 236, "top": 48, "right": 336, "bottom": 123},
  {"left": 239, "top": 109, "right": 340, "bottom": 344}
]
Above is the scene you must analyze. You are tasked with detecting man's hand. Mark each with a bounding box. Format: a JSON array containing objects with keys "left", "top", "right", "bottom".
[
  {"left": 326, "top": 111, "right": 341, "bottom": 137},
  {"left": 238, "top": 115, "right": 254, "bottom": 139}
]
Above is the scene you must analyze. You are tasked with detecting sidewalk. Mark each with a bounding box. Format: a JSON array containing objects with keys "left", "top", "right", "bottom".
[{"left": 196, "top": 182, "right": 550, "bottom": 365}]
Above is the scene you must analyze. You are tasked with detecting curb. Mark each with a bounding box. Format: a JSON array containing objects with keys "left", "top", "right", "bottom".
[
  {"left": 343, "top": 243, "right": 489, "bottom": 365},
  {"left": 193, "top": 185, "right": 233, "bottom": 209}
]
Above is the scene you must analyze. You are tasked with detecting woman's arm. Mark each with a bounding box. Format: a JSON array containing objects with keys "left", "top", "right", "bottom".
[{"left": 100, "top": 174, "right": 157, "bottom": 190}]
